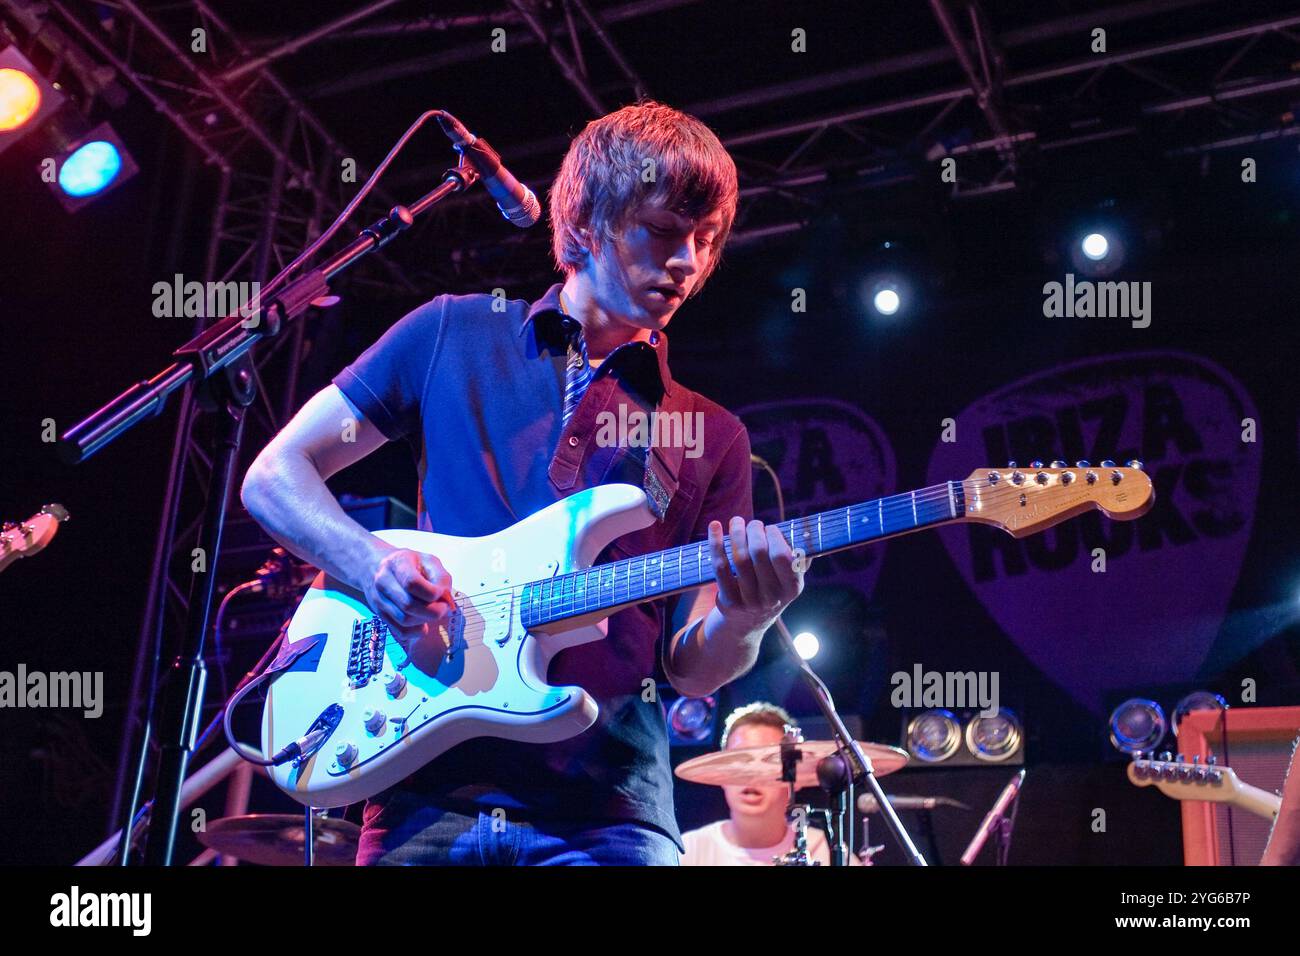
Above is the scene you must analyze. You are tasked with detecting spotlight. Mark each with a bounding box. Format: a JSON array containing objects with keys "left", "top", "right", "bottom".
[
  {"left": 792, "top": 631, "right": 819, "bottom": 660},
  {"left": 873, "top": 287, "right": 900, "bottom": 315},
  {"left": 1108, "top": 698, "right": 1166, "bottom": 754},
  {"left": 0, "top": 46, "right": 65, "bottom": 155},
  {"left": 1081, "top": 232, "right": 1109, "bottom": 261},
  {"left": 1172, "top": 691, "right": 1227, "bottom": 738},
  {"left": 44, "top": 120, "right": 138, "bottom": 212},
  {"left": 1069, "top": 224, "right": 1126, "bottom": 276},
  {"left": 907, "top": 709, "right": 962, "bottom": 763},
  {"left": 0, "top": 68, "right": 41, "bottom": 131},
  {"left": 666, "top": 694, "right": 717, "bottom": 745},
  {"left": 965, "top": 709, "right": 1024, "bottom": 762}
]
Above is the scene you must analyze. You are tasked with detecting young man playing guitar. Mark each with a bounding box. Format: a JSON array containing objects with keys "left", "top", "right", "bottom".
[{"left": 241, "top": 101, "right": 806, "bottom": 865}]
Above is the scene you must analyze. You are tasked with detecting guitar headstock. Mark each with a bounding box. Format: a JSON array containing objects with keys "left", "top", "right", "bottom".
[
  {"left": 0, "top": 504, "right": 69, "bottom": 574},
  {"left": 1126, "top": 753, "right": 1243, "bottom": 805},
  {"left": 962, "top": 459, "right": 1154, "bottom": 538}
]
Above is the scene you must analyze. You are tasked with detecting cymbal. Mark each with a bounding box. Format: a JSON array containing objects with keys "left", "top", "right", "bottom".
[
  {"left": 675, "top": 740, "right": 909, "bottom": 789},
  {"left": 197, "top": 814, "right": 360, "bottom": 866}
]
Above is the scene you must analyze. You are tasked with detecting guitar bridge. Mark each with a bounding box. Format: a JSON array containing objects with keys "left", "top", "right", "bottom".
[{"left": 347, "top": 617, "right": 387, "bottom": 687}]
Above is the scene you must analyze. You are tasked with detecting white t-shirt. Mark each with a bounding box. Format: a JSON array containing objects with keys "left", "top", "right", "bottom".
[{"left": 680, "top": 820, "right": 862, "bottom": 866}]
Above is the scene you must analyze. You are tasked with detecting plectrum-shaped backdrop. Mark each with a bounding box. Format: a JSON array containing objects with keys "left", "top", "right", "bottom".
[
  {"left": 926, "top": 351, "right": 1260, "bottom": 714},
  {"left": 739, "top": 398, "right": 896, "bottom": 600}
]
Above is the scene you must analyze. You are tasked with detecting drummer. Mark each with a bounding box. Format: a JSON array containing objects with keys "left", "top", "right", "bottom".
[{"left": 679, "top": 702, "right": 865, "bottom": 865}]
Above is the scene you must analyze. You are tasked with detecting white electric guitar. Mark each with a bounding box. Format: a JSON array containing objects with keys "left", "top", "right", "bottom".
[
  {"left": 1127, "top": 754, "right": 1281, "bottom": 820},
  {"left": 263, "top": 462, "right": 1154, "bottom": 807}
]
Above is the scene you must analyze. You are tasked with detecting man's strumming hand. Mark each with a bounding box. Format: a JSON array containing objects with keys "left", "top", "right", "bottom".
[{"left": 364, "top": 544, "right": 457, "bottom": 643}]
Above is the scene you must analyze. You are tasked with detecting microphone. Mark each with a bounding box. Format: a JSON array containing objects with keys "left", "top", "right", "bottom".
[
  {"left": 960, "top": 769, "right": 1026, "bottom": 865},
  {"left": 857, "top": 794, "right": 970, "bottom": 814},
  {"left": 435, "top": 111, "right": 541, "bottom": 228}
]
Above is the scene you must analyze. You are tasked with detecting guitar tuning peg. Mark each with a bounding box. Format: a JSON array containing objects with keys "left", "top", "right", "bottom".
[
  {"left": 1006, "top": 460, "right": 1017, "bottom": 469},
  {"left": 1159, "top": 751, "right": 1173, "bottom": 762},
  {"left": 1050, "top": 460, "right": 1066, "bottom": 468},
  {"left": 1075, "top": 460, "right": 1090, "bottom": 468},
  {"left": 1206, "top": 755, "right": 1217, "bottom": 766},
  {"left": 1100, "top": 459, "right": 1116, "bottom": 468},
  {"left": 1126, "top": 459, "right": 1143, "bottom": 470},
  {"left": 1029, "top": 459, "right": 1043, "bottom": 469}
]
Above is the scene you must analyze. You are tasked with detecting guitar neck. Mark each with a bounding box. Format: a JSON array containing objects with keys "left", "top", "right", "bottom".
[
  {"left": 520, "top": 481, "right": 965, "bottom": 628},
  {"left": 1232, "top": 782, "right": 1283, "bottom": 820}
]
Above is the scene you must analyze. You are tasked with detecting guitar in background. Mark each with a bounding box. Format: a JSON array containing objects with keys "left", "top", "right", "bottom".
[
  {"left": 1127, "top": 753, "right": 1281, "bottom": 821},
  {"left": 0, "top": 504, "right": 69, "bottom": 575}
]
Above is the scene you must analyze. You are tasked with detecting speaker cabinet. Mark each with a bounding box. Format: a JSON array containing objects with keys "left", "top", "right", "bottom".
[{"left": 1176, "top": 705, "right": 1300, "bottom": 866}]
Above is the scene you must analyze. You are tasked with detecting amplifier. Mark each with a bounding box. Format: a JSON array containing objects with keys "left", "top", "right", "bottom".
[{"left": 1177, "top": 705, "right": 1300, "bottom": 865}]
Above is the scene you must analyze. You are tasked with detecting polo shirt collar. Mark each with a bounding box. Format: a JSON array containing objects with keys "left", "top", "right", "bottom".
[{"left": 521, "top": 282, "right": 675, "bottom": 396}]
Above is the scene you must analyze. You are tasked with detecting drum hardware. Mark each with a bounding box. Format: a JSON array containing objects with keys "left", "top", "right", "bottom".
[{"left": 195, "top": 812, "right": 360, "bottom": 867}]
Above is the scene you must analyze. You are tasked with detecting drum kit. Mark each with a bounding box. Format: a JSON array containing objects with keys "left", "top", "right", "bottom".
[
  {"left": 190, "top": 732, "right": 909, "bottom": 866},
  {"left": 196, "top": 811, "right": 361, "bottom": 867},
  {"left": 675, "top": 727, "right": 910, "bottom": 866}
]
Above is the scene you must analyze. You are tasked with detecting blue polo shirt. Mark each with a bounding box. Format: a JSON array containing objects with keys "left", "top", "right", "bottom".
[{"left": 332, "top": 282, "right": 753, "bottom": 847}]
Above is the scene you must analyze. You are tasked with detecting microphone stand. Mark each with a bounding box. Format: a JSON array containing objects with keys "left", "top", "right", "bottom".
[
  {"left": 58, "top": 157, "right": 482, "bottom": 866},
  {"left": 772, "top": 620, "right": 926, "bottom": 866},
  {"left": 752, "top": 455, "right": 927, "bottom": 866}
]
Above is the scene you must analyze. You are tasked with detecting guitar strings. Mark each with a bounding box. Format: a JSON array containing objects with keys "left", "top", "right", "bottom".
[{"left": 350, "top": 475, "right": 1124, "bottom": 656}]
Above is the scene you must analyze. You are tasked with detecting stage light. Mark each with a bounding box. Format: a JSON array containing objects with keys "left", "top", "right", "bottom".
[
  {"left": 44, "top": 121, "right": 139, "bottom": 212},
  {"left": 792, "top": 630, "right": 819, "bottom": 660},
  {"left": 0, "top": 68, "right": 41, "bottom": 131},
  {"left": 873, "top": 287, "right": 901, "bottom": 315},
  {"left": 0, "top": 46, "right": 66, "bottom": 155},
  {"left": 965, "top": 709, "right": 1023, "bottom": 762},
  {"left": 1070, "top": 225, "right": 1126, "bottom": 277},
  {"left": 1108, "top": 698, "right": 1167, "bottom": 754},
  {"left": 907, "top": 709, "right": 962, "bottom": 762},
  {"left": 1081, "top": 232, "right": 1109, "bottom": 261},
  {"left": 666, "top": 694, "right": 717, "bottom": 745},
  {"left": 1172, "top": 691, "right": 1227, "bottom": 738},
  {"left": 58, "top": 140, "right": 122, "bottom": 196}
]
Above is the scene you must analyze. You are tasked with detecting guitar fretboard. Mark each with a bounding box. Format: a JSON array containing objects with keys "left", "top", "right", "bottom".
[{"left": 519, "top": 481, "right": 965, "bottom": 628}]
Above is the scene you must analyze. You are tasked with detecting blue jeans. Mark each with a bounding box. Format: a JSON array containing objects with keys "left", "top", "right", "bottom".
[{"left": 356, "top": 793, "right": 680, "bottom": 866}]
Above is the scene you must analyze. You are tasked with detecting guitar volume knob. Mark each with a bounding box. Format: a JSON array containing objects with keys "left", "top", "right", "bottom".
[
  {"left": 364, "top": 708, "right": 387, "bottom": 734},
  {"left": 335, "top": 742, "right": 358, "bottom": 767},
  {"left": 384, "top": 671, "right": 407, "bottom": 697}
]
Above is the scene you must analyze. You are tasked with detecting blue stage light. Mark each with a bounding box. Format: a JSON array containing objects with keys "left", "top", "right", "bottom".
[{"left": 58, "top": 140, "right": 122, "bottom": 197}]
